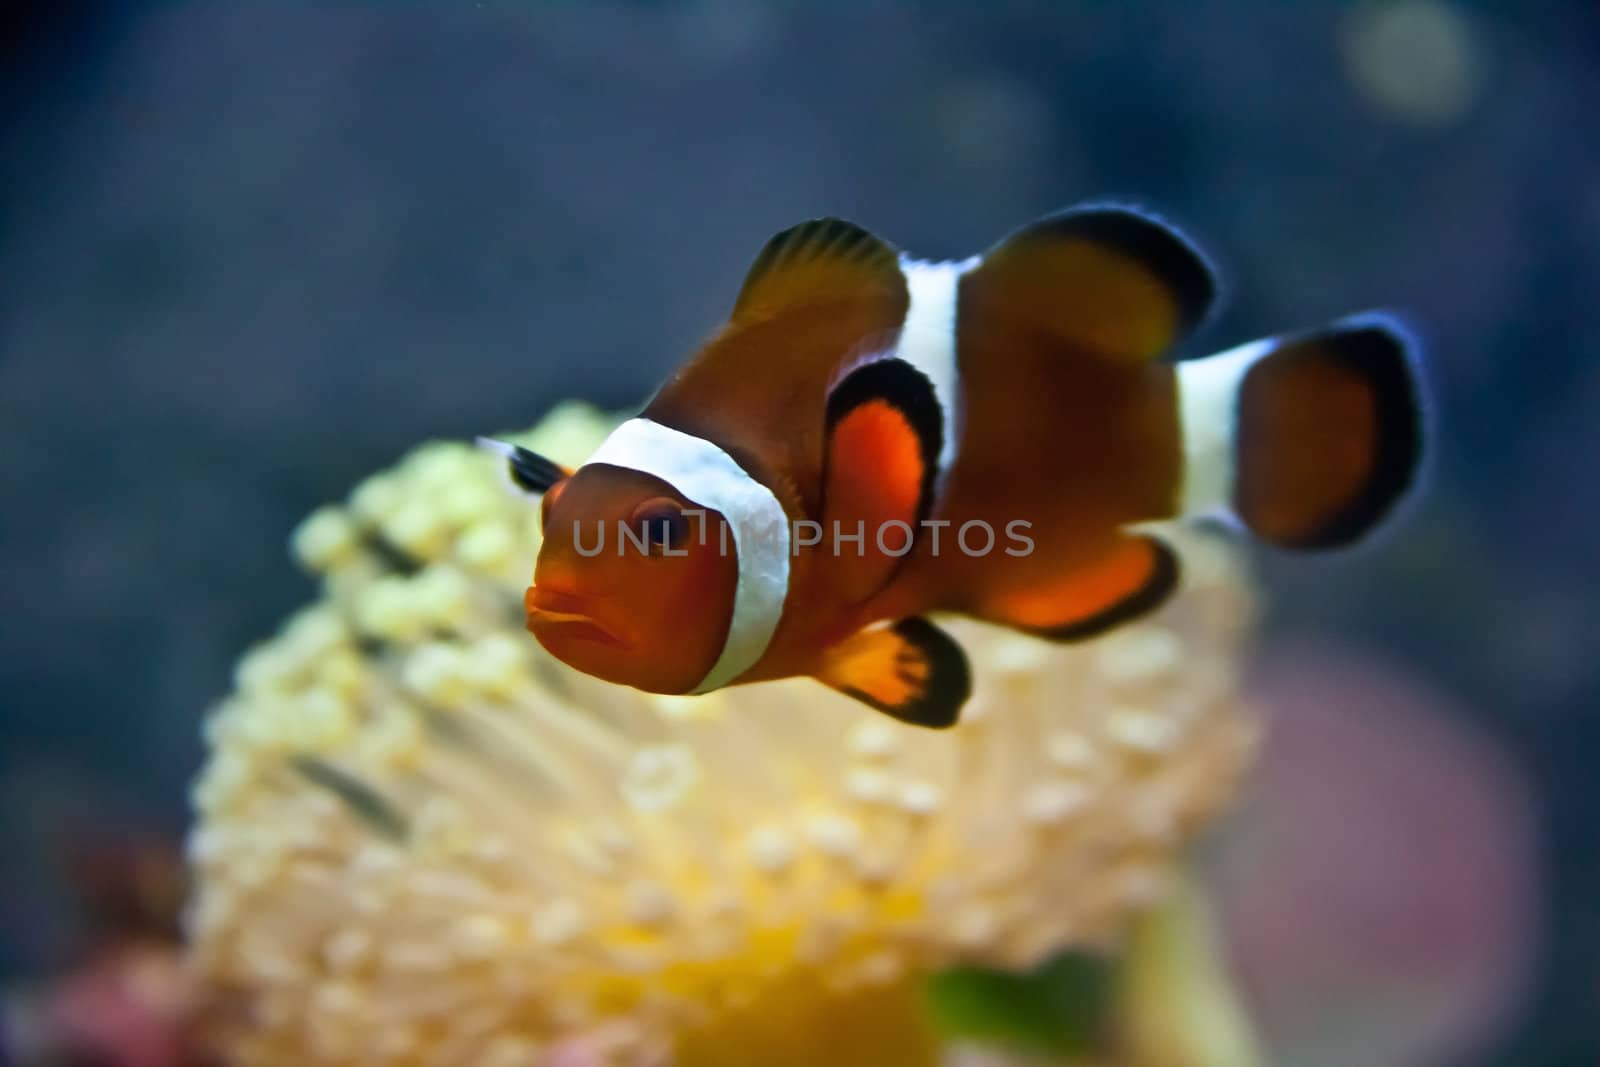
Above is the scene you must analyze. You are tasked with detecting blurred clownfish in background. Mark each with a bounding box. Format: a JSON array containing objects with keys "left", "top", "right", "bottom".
[{"left": 482, "top": 204, "right": 1429, "bottom": 728}]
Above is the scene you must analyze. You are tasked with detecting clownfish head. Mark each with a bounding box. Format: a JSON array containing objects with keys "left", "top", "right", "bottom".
[
  {"left": 529, "top": 462, "right": 740, "bottom": 694},
  {"left": 487, "top": 420, "right": 793, "bottom": 697}
]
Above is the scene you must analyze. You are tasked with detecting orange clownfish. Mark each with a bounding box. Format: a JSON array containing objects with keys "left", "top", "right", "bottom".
[{"left": 483, "top": 204, "right": 1428, "bottom": 728}]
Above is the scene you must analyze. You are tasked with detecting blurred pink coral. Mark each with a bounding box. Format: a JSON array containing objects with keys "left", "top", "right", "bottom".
[
  {"left": 45, "top": 941, "right": 200, "bottom": 1067},
  {"left": 1217, "top": 642, "right": 1540, "bottom": 1066}
]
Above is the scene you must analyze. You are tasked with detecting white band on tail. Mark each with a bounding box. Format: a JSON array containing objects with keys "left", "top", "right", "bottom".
[
  {"left": 586, "top": 417, "right": 791, "bottom": 693},
  {"left": 1176, "top": 338, "right": 1275, "bottom": 517}
]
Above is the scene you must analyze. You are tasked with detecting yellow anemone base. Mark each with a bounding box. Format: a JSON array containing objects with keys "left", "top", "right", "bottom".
[{"left": 673, "top": 967, "right": 938, "bottom": 1067}]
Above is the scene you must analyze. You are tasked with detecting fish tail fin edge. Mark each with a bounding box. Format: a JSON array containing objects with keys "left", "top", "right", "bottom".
[{"left": 1178, "top": 312, "right": 1430, "bottom": 549}]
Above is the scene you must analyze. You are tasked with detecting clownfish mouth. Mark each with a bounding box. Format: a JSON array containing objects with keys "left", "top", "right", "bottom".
[{"left": 524, "top": 587, "right": 627, "bottom": 649}]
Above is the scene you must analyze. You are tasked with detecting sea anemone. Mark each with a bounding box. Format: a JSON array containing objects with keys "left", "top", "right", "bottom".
[{"left": 186, "top": 404, "right": 1261, "bottom": 1066}]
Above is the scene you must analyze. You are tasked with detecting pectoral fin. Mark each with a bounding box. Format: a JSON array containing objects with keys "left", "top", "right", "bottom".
[
  {"left": 814, "top": 617, "right": 971, "bottom": 729},
  {"left": 974, "top": 533, "right": 1180, "bottom": 641},
  {"left": 820, "top": 357, "right": 943, "bottom": 602}
]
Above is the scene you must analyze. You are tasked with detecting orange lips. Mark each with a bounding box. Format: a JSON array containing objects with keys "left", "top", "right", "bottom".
[{"left": 524, "top": 586, "right": 625, "bottom": 648}]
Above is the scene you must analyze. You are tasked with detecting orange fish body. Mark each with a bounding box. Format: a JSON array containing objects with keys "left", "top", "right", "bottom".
[{"left": 492, "top": 205, "right": 1427, "bottom": 726}]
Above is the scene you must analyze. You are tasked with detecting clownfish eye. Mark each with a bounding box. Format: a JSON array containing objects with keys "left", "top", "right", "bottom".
[{"left": 628, "top": 498, "right": 691, "bottom": 554}]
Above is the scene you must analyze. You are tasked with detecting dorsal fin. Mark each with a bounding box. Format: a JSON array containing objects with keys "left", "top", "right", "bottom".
[
  {"left": 732, "top": 218, "right": 906, "bottom": 325},
  {"left": 962, "top": 203, "right": 1219, "bottom": 364},
  {"left": 640, "top": 219, "right": 911, "bottom": 473}
]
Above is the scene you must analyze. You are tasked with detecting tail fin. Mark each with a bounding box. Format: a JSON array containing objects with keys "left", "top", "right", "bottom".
[{"left": 1177, "top": 314, "right": 1428, "bottom": 549}]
